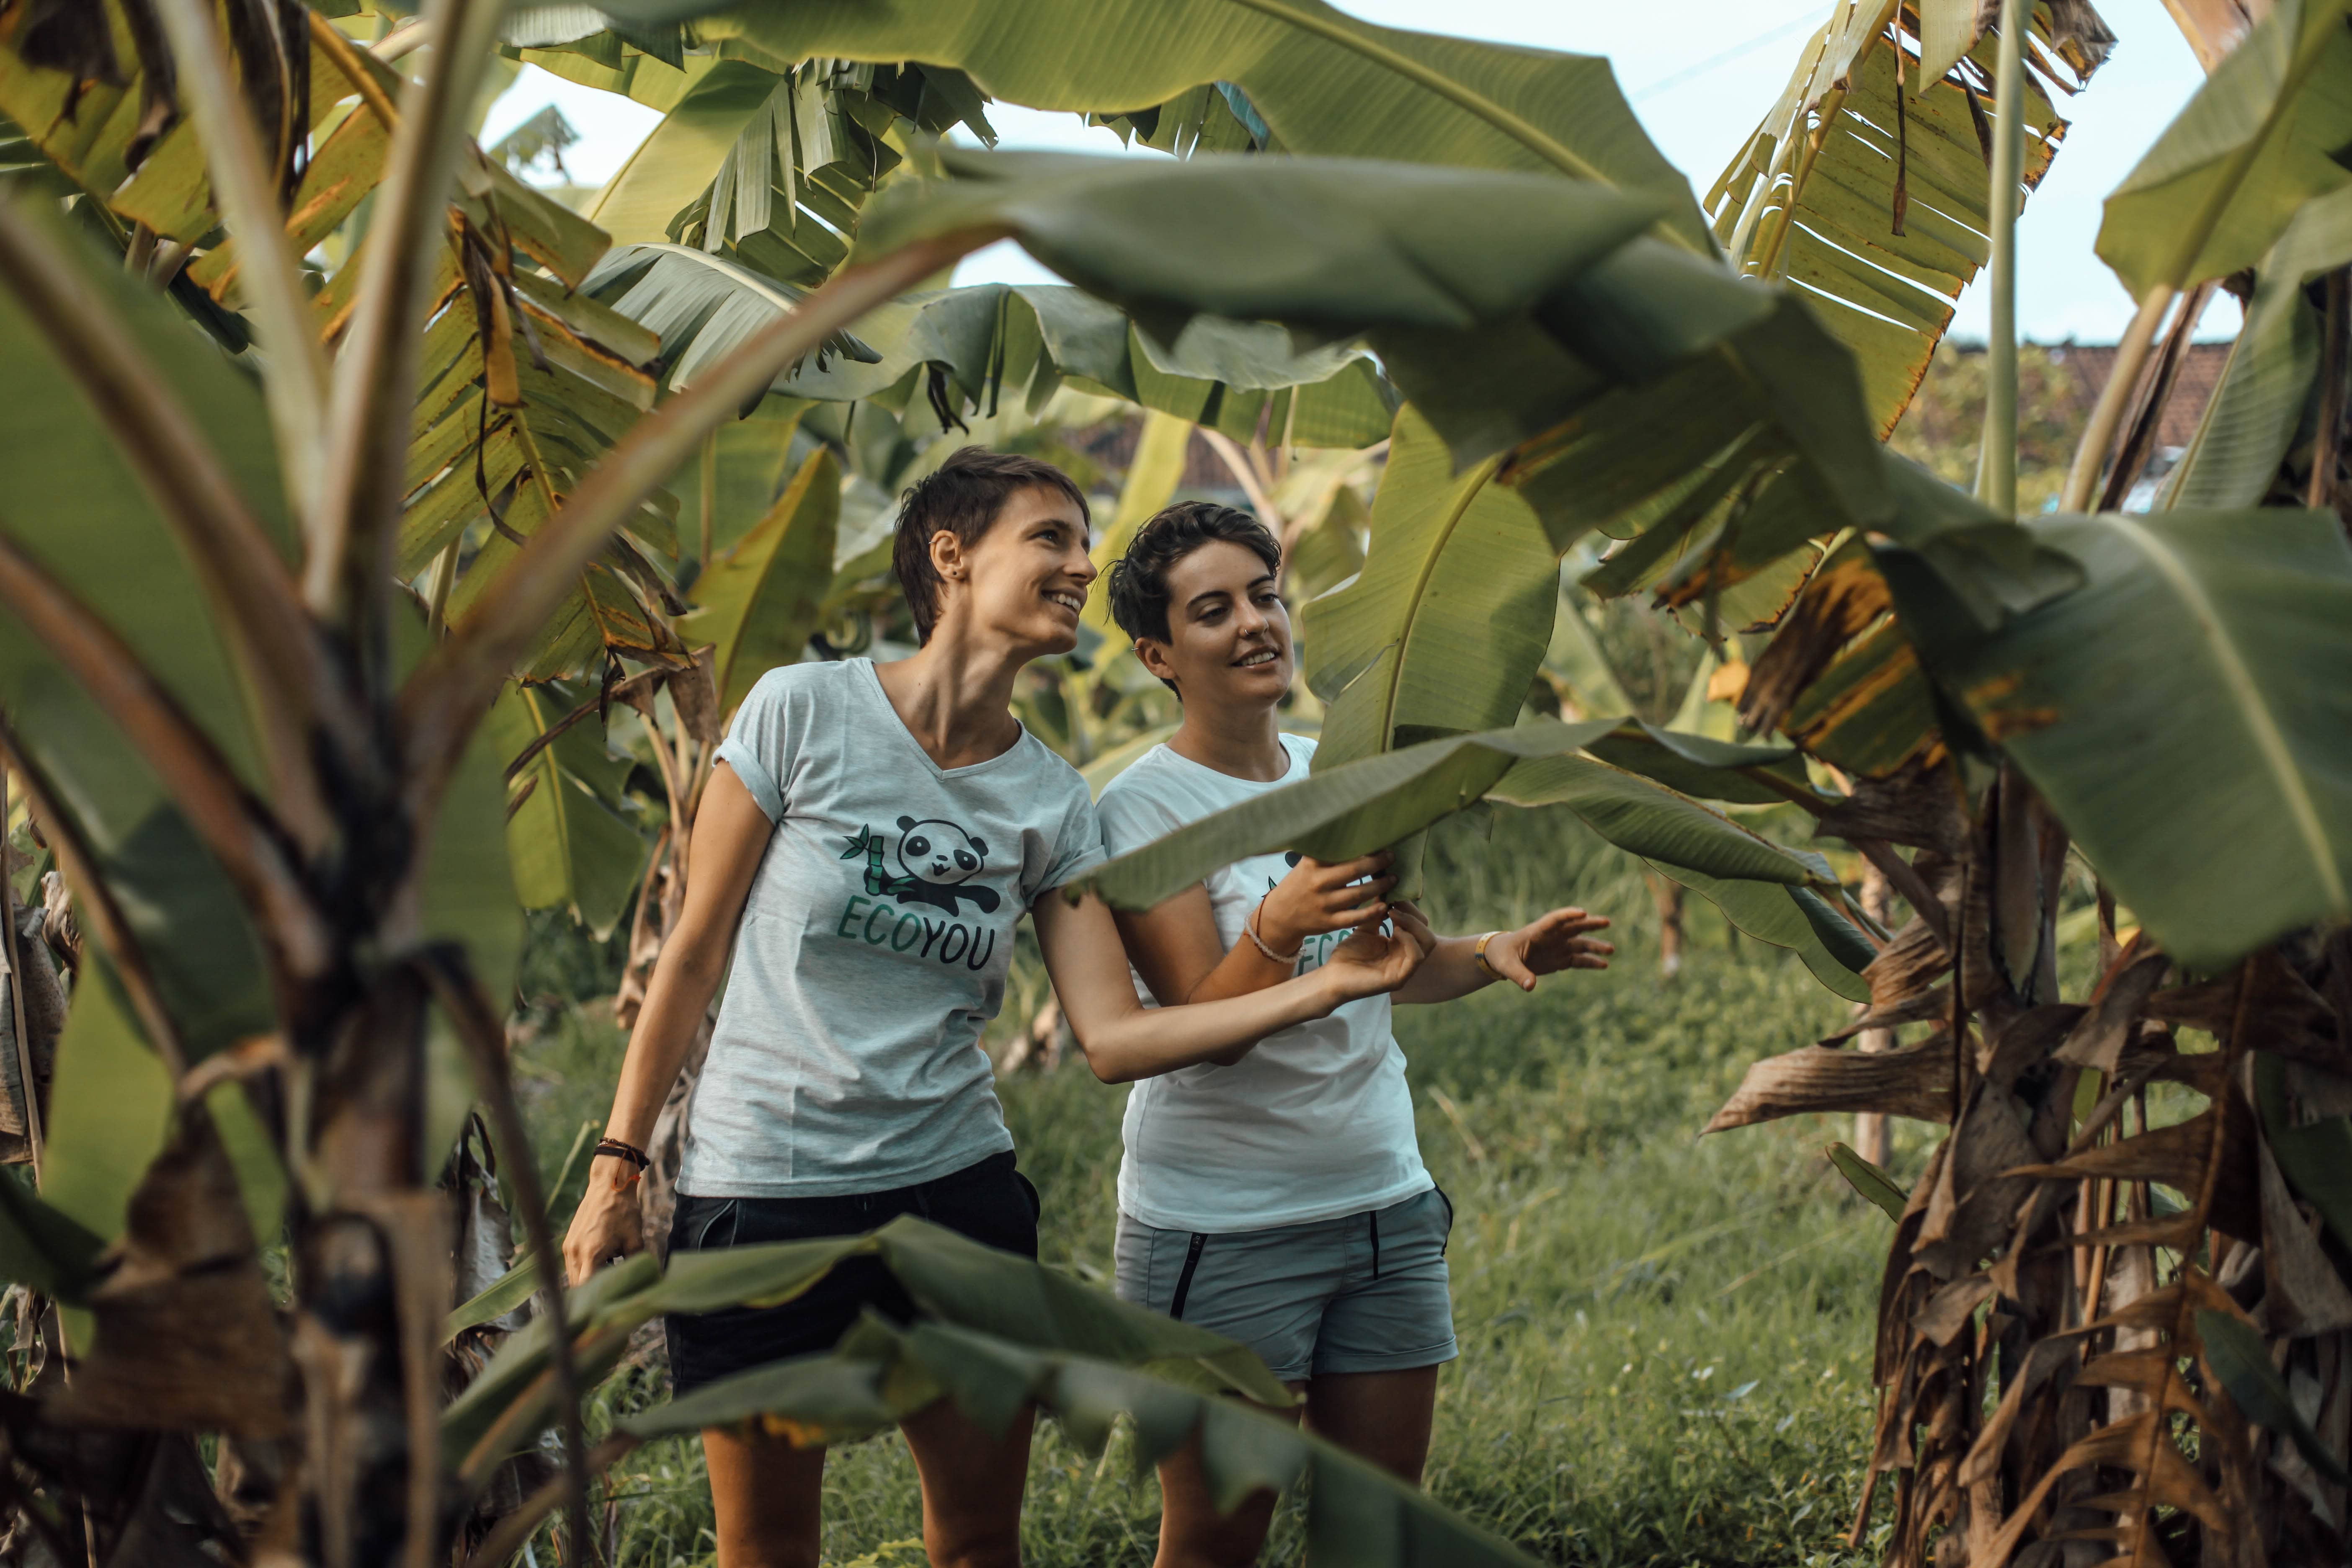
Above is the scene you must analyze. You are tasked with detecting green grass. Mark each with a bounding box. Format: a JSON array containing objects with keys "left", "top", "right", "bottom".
[{"left": 512, "top": 815, "right": 1920, "bottom": 1565}]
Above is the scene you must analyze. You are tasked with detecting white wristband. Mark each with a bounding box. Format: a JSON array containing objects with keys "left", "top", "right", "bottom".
[{"left": 1246, "top": 902, "right": 1302, "bottom": 964}]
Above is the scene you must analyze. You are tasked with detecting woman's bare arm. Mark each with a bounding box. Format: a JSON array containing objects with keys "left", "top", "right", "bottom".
[
  {"left": 1034, "top": 890, "right": 1431, "bottom": 1084},
  {"left": 562, "top": 766, "right": 772, "bottom": 1285},
  {"left": 1391, "top": 905, "right": 1614, "bottom": 1004},
  {"left": 1114, "top": 852, "right": 1395, "bottom": 1012}
]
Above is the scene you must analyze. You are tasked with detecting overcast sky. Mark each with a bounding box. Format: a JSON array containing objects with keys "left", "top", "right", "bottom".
[{"left": 481, "top": 0, "right": 2236, "bottom": 346}]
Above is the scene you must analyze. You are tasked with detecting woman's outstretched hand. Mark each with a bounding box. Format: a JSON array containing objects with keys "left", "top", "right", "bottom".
[
  {"left": 562, "top": 1156, "right": 648, "bottom": 1286},
  {"left": 1481, "top": 906, "right": 1614, "bottom": 991},
  {"left": 1320, "top": 900, "right": 1437, "bottom": 1003}
]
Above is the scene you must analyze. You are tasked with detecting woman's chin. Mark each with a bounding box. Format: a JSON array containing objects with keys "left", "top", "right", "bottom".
[
  {"left": 1207, "top": 667, "right": 1290, "bottom": 709},
  {"left": 1024, "top": 622, "right": 1080, "bottom": 658}
]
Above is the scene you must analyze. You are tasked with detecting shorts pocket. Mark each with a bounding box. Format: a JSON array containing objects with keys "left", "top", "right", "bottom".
[
  {"left": 1433, "top": 1185, "right": 1455, "bottom": 1252},
  {"left": 1015, "top": 1170, "right": 1042, "bottom": 1225},
  {"left": 686, "top": 1197, "right": 739, "bottom": 1253}
]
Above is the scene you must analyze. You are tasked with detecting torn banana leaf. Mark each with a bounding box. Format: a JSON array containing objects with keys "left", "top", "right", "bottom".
[{"left": 585, "top": 250, "right": 1399, "bottom": 448}]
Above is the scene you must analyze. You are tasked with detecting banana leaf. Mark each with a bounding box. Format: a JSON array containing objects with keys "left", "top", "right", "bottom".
[
  {"left": 1710, "top": 1, "right": 2092, "bottom": 436},
  {"left": 686, "top": 448, "right": 842, "bottom": 715},
  {"left": 704, "top": 0, "right": 1710, "bottom": 250},
  {"left": 487, "top": 688, "right": 650, "bottom": 941},
  {"left": 1068, "top": 719, "right": 1831, "bottom": 914},
  {"left": 2097, "top": 0, "right": 2352, "bottom": 298},
  {"left": 2165, "top": 184, "right": 2352, "bottom": 509},
  {"left": 584, "top": 251, "right": 1399, "bottom": 448},
  {"left": 1303, "top": 406, "right": 1554, "bottom": 769},
  {"left": 444, "top": 1216, "right": 1289, "bottom": 1472},
  {"left": 1632, "top": 858, "right": 1874, "bottom": 1003},
  {"left": 625, "top": 1315, "right": 1544, "bottom": 1568},
  {"left": 861, "top": 149, "right": 1891, "bottom": 673},
  {"left": 1902, "top": 507, "right": 2352, "bottom": 969}
]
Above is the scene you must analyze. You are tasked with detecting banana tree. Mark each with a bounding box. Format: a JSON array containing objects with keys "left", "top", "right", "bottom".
[{"left": 849, "top": 10, "right": 2352, "bottom": 1550}]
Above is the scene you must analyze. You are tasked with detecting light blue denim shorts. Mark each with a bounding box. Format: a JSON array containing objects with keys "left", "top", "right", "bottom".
[{"left": 1113, "top": 1186, "right": 1457, "bottom": 1384}]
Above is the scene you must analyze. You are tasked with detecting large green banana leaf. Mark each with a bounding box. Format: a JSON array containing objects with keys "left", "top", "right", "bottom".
[
  {"left": 586, "top": 251, "right": 1397, "bottom": 448},
  {"left": 1710, "top": 0, "right": 2093, "bottom": 436},
  {"left": 2164, "top": 184, "right": 2352, "bottom": 508},
  {"left": 1068, "top": 719, "right": 1831, "bottom": 914},
  {"left": 1902, "top": 508, "right": 2352, "bottom": 969},
  {"left": 1635, "top": 859, "right": 1874, "bottom": 1003},
  {"left": 702, "top": 0, "right": 1710, "bottom": 250},
  {"left": 686, "top": 448, "right": 842, "bottom": 714},
  {"left": 859, "top": 150, "right": 1890, "bottom": 606},
  {"left": 445, "top": 1216, "right": 1287, "bottom": 1472},
  {"left": 0, "top": 206, "right": 281, "bottom": 1058},
  {"left": 2098, "top": 0, "right": 2352, "bottom": 299},
  {"left": 487, "top": 687, "right": 650, "bottom": 941},
  {"left": 1303, "top": 406, "right": 1554, "bottom": 769},
  {"left": 632, "top": 1317, "right": 1543, "bottom": 1568}
]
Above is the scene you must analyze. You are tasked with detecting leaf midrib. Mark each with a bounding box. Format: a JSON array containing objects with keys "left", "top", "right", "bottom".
[
  {"left": 2107, "top": 513, "right": 2345, "bottom": 912},
  {"left": 1374, "top": 455, "right": 1506, "bottom": 749},
  {"left": 1215, "top": 0, "right": 1702, "bottom": 253}
]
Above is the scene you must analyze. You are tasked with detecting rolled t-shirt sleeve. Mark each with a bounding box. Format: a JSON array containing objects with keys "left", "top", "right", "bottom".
[
  {"left": 1095, "top": 784, "right": 1183, "bottom": 859},
  {"left": 1036, "top": 783, "right": 1108, "bottom": 896},
  {"left": 714, "top": 669, "right": 792, "bottom": 822}
]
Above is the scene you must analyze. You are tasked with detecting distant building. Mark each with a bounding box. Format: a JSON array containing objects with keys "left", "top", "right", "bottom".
[{"left": 2048, "top": 340, "right": 2233, "bottom": 451}]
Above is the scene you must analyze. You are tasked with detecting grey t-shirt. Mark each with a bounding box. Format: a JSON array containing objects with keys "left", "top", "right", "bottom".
[{"left": 677, "top": 658, "right": 1104, "bottom": 1197}]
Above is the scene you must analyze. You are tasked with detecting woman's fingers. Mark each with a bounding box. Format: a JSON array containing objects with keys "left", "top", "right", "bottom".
[
  {"left": 1307, "top": 850, "right": 1393, "bottom": 885},
  {"left": 1488, "top": 931, "right": 1540, "bottom": 991},
  {"left": 1389, "top": 901, "right": 1437, "bottom": 957}
]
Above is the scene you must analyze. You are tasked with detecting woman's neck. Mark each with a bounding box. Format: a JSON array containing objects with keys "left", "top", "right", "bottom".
[
  {"left": 873, "top": 633, "right": 1028, "bottom": 770},
  {"left": 1167, "top": 696, "right": 1289, "bottom": 783}
]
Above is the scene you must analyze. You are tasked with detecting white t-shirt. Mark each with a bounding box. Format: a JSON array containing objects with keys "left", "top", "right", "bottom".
[
  {"left": 680, "top": 659, "right": 1104, "bottom": 1197},
  {"left": 1096, "top": 734, "right": 1431, "bottom": 1233}
]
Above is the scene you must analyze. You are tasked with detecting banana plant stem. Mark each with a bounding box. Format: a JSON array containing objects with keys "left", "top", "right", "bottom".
[
  {"left": 150, "top": 0, "right": 332, "bottom": 524},
  {"left": 2059, "top": 287, "right": 2173, "bottom": 511},
  {"left": 1978, "top": 0, "right": 2027, "bottom": 514},
  {"left": 0, "top": 766, "right": 41, "bottom": 1179},
  {"left": 2308, "top": 268, "right": 2349, "bottom": 514}
]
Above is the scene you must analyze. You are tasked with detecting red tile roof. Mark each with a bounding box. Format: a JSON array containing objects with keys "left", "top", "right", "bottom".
[{"left": 2051, "top": 340, "right": 2233, "bottom": 450}]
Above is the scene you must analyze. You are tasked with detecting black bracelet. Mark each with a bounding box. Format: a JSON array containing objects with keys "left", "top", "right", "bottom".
[{"left": 595, "top": 1137, "right": 651, "bottom": 1171}]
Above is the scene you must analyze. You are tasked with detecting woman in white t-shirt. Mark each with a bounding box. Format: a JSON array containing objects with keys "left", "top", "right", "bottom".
[
  {"left": 1097, "top": 501, "right": 1613, "bottom": 1568},
  {"left": 562, "top": 453, "right": 1431, "bottom": 1568}
]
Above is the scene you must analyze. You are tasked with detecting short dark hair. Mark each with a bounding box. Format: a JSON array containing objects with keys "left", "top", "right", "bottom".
[
  {"left": 1105, "top": 501, "right": 1282, "bottom": 646},
  {"left": 892, "top": 447, "right": 1091, "bottom": 643}
]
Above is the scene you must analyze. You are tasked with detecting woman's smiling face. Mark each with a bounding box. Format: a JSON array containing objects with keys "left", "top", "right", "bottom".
[
  {"left": 1134, "top": 538, "right": 1294, "bottom": 709},
  {"left": 942, "top": 483, "right": 1097, "bottom": 658}
]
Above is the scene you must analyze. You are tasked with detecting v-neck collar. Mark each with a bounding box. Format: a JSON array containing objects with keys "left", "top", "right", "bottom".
[{"left": 853, "top": 659, "right": 1032, "bottom": 780}]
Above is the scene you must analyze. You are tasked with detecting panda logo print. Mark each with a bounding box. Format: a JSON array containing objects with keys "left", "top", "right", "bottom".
[{"left": 836, "top": 818, "right": 1004, "bottom": 971}]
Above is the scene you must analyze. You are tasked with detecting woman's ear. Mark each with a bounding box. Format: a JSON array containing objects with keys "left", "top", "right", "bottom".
[
  {"left": 1133, "top": 636, "right": 1180, "bottom": 688},
  {"left": 927, "top": 528, "right": 965, "bottom": 586}
]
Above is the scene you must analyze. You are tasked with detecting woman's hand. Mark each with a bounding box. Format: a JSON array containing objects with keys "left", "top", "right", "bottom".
[
  {"left": 1319, "top": 901, "right": 1437, "bottom": 1003},
  {"left": 1481, "top": 906, "right": 1614, "bottom": 992},
  {"left": 562, "top": 1158, "right": 648, "bottom": 1286},
  {"left": 1255, "top": 851, "right": 1396, "bottom": 956}
]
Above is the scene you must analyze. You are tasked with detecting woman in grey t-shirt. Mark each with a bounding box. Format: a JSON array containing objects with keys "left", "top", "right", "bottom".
[{"left": 561, "top": 449, "right": 1430, "bottom": 1568}]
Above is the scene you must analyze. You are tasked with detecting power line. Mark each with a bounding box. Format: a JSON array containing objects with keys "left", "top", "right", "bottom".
[{"left": 1629, "top": 5, "right": 1832, "bottom": 102}]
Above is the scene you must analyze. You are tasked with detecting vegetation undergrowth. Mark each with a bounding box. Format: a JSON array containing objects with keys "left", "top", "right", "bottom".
[{"left": 518, "top": 817, "right": 1910, "bottom": 1566}]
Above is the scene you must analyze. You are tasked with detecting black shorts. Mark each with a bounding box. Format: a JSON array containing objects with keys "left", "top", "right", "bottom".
[{"left": 663, "top": 1150, "right": 1041, "bottom": 1395}]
